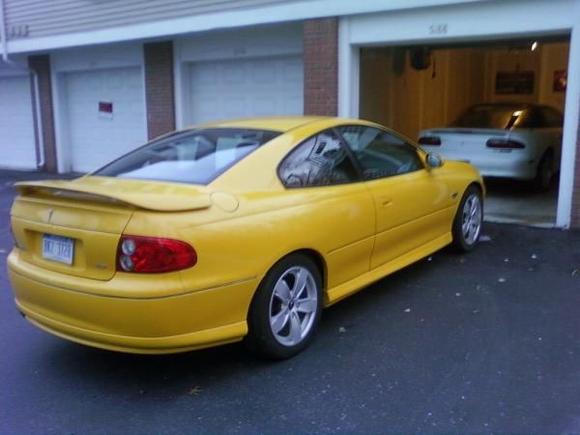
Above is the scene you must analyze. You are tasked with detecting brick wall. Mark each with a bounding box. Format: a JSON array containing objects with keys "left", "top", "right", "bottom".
[
  {"left": 144, "top": 41, "right": 176, "bottom": 140},
  {"left": 303, "top": 17, "right": 338, "bottom": 116},
  {"left": 28, "top": 55, "right": 57, "bottom": 173}
]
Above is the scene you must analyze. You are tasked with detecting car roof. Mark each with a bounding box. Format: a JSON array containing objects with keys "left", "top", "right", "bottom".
[{"left": 186, "top": 116, "right": 333, "bottom": 133}]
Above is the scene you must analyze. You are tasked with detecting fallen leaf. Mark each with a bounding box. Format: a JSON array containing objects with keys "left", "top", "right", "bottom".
[
  {"left": 404, "top": 308, "right": 411, "bottom": 313},
  {"left": 504, "top": 258, "right": 510, "bottom": 263},
  {"left": 188, "top": 386, "right": 203, "bottom": 396},
  {"left": 531, "top": 254, "right": 538, "bottom": 260},
  {"left": 455, "top": 292, "right": 461, "bottom": 297},
  {"left": 498, "top": 277, "right": 506, "bottom": 283},
  {"left": 338, "top": 326, "right": 347, "bottom": 333}
]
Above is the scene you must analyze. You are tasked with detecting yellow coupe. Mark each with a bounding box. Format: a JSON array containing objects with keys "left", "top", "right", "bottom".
[{"left": 8, "top": 117, "right": 484, "bottom": 358}]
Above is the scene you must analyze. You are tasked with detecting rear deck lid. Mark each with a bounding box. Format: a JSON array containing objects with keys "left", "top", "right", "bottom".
[{"left": 10, "top": 176, "right": 212, "bottom": 280}]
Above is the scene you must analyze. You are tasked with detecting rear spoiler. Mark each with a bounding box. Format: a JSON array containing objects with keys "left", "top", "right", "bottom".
[{"left": 14, "top": 179, "right": 213, "bottom": 212}]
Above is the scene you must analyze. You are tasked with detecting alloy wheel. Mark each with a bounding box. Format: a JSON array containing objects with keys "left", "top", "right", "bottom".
[
  {"left": 461, "top": 194, "right": 482, "bottom": 246},
  {"left": 268, "top": 266, "right": 318, "bottom": 347}
]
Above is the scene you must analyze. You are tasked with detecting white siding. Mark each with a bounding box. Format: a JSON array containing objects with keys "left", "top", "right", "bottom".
[{"left": 4, "top": 0, "right": 303, "bottom": 39}]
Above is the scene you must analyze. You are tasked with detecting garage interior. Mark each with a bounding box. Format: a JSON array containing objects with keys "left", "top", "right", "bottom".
[{"left": 359, "top": 36, "right": 570, "bottom": 227}]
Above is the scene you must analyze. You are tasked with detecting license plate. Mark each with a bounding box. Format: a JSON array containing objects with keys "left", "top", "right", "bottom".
[{"left": 42, "top": 234, "right": 74, "bottom": 265}]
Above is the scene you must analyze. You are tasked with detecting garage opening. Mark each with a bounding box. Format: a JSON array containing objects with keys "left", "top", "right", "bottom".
[{"left": 359, "top": 36, "right": 570, "bottom": 227}]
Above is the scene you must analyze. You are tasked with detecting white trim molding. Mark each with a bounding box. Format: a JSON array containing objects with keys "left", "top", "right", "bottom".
[{"left": 5, "top": 0, "right": 482, "bottom": 54}]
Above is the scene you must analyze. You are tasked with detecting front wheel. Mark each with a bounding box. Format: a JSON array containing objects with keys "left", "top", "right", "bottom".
[
  {"left": 451, "top": 185, "right": 483, "bottom": 252},
  {"left": 246, "top": 254, "right": 323, "bottom": 359}
]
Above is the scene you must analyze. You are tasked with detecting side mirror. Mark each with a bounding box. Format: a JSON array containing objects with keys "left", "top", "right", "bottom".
[{"left": 426, "top": 153, "right": 444, "bottom": 169}]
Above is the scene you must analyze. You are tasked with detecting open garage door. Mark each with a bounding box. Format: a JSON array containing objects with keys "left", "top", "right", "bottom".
[
  {"left": 62, "top": 67, "right": 146, "bottom": 173},
  {"left": 187, "top": 55, "right": 303, "bottom": 124},
  {"left": 359, "top": 37, "right": 570, "bottom": 227},
  {"left": 0, "top": 74, "right": 37, "bottom": 170}
]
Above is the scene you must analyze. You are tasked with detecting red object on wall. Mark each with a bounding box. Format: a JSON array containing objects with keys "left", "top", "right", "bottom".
[
  {"left": 553, "top": 70, "right": 567, "bottom": 92},
  {"left": 98, "top": 102, "right": 113, "bottom": 114}
]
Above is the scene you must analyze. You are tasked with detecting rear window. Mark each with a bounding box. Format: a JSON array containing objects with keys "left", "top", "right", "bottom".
[
  {"left": 452, "top": 104, "right": 528, "bottom": 129},
  {"left": 95, "top": 128, "right": 280, "bottom": 184}
]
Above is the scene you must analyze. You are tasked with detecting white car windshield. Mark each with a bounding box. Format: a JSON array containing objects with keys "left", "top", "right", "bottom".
[{"left": 95, "top": 128, "right": 280, "bottom": 184}]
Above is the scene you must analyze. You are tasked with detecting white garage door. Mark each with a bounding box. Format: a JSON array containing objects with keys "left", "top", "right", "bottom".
[
  {"left": 0, "top": 75, "right": 37, "bottom": 169},
  {"left": 63, "top": 67, "right": 146, "bottom": 172},
  {"left": 189, "top": 55, "right": 303, "bottom": 124}
]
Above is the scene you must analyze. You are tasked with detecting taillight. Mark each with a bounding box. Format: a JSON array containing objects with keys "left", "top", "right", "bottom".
[
  {"left": 486, "top": 139, "right": 525, "bottom": 149},
  {"left": 117, "top": 235, "right": 197, "bottom": 273},
  {"left": 418, "top": 136, "right": 441, "bottom": 146}
]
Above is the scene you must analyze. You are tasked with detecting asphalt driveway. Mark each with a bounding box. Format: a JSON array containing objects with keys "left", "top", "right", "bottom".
[{"left": 1, "top": 172, "right": 580, "bottom": 433}]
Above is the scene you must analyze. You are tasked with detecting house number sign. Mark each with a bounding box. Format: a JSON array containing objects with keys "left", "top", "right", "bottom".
[{"left": 429, "top": 24, "right": 448, "bottom": 35}]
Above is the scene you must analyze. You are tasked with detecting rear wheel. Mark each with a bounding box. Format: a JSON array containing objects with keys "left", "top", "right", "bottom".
[
  {"left": 451, "top": 185, "right": 483, "bottom": 252},
  {"left": 246, "top": 254, "right": 322, "bottom": 359},
  {"left": 533, "top": 151, "right": 554, "bottom": 191}
]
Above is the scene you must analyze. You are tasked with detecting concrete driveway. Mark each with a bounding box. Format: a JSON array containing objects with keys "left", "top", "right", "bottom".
[{"left": 1, "top": 173, "right": 580, "bottom": 433}]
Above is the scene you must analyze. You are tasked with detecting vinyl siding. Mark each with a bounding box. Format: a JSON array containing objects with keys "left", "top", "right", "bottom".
[{"left": 4, "top": 0, "right": 304, "bottom": 40}]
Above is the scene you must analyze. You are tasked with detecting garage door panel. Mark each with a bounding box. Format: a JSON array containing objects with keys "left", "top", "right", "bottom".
[
  {"left": 189, "top": 55, "right": 303, "bottom": 124},
  {"left": 63, "top": 67, "right": 146, "bottom": 173},
  {"left": 0, "top": 75, "right": 36, "bottom": 169}
]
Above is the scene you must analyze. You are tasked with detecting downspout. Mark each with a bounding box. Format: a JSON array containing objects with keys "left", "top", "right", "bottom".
[
  {"left": 0, "top": 0, "right": 45, "bottom": 169},
  {"left": 0, "top": 0, "right": 8, "bottom": 63},
  {"left": 31, "top": 70, "right": 45, "bottom": 168}
]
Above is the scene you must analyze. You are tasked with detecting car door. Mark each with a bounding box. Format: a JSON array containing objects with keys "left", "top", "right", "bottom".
[
  {"left": 277, "top": 129, "right": 376, "bottom": 290},
  {"left": 336, "top": 125, "right": 453, "bottom": 270}
]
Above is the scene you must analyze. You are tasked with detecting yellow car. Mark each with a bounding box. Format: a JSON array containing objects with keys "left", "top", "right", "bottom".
[{"left": 7, "top": 117, "right": 484, "bottom": 359}]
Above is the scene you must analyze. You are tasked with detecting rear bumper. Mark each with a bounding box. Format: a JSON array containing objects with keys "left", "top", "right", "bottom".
[
  {"left": 476, "top": 158, "right": 537, "bottom": 180},
  {"left": 8, "top": 253, "right": 257, "bottom": 354},
  {"left": 445, "top": 154, "right": 537, "bottom": 180}
]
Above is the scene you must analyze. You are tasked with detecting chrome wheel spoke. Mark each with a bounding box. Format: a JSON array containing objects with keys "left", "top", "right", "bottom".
[
  {"left": 295, "top": 297, "right": 317, "bottom": 314},
  {"left": 274, "top": 280, "right": 291, "bottom": 302},
  {"left": 271, "top": 308, "right": 290, "bottom": 334},
  {"left": 293, "top": 268, "right": 307, "bottom": 298},
  {"left": 289, "top": 311, "right": 302, "bottom": 344}
]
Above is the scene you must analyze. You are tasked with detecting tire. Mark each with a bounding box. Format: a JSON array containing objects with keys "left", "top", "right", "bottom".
[
  {"left": 533, "top": 151, "right": 554, "bottom": 192},
  {"left": 246, "top": 254, "right": 323, "bottom": 359},
  {"left": 451, "top": 185, "right": 483, "bottom": 252}
]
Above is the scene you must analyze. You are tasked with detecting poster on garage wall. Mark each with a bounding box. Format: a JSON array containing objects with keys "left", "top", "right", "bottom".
[
  {"left": 495, "top": 71, "right": 535, "bottom": 95},
  {"left": 553, "top": 70, "right": 567, "bottom": 92}
]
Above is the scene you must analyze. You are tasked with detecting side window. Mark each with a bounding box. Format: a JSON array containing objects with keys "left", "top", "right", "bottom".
[
  {"left": 518, "top": 108, "right": 546, "bottom": 129},
  {"left": 278, "top": 130, "right": 359, "bottom": 188},
  {"left": 542, "top": 107, "right": 564, "bottom": 128},
  {"left": 337, "top": 126, "right": 423, "bottom": 180}
]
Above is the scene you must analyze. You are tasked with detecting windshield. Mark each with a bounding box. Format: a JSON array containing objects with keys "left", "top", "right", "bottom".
[
  {"left": 95, "top": 128, "right": 280, "bottom": 184},
  {"left": 452, "top": 104, "right": 527, "bottom": 129}
]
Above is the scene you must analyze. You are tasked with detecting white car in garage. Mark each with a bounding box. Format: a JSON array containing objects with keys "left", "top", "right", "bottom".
[{"left": 418, "top": 103, "right": 563, "bottom": 190}]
